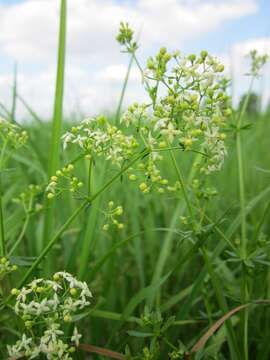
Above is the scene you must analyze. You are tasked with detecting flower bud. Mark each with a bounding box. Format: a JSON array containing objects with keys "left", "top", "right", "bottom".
[
  {"left": 11, "top": 288, "right": 19, "bottom": 296},
  {"left": 200, "top": 50, "right": 208, "bottom": 59},
  {"left": 139, "top": 182, "right": 148, "bottom": 191},
  {"left": 53, "top": 273, "right": 61, "bottom": 281},
  {"left": 70, "top": 288, "right": 77, "bottom": 296},
  {"left": 64, "top": 314, "right": 72, "bottom": 322},
  {"left": 67, "top": 164, "right": 74, "bottom": 172},
  {"left": 216, "top": 64, "right": 225, "bottom": 72},
  {"left": 115, "top": 206, "right": 123, "bottom": 216}
]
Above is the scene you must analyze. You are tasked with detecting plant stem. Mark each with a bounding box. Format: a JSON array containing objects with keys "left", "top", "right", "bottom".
[
  {"left": 168, "top": 148, "right": 194, "bottom": 220},
  {"left": 0, "top": 140, "right": 8, "bottom": 257},
  {"left": 42, "top": 0, "right": 67, "bottom": 257},
  {"left": 115, "top": 56, "right": 133, "bottom": 123},
  {"left": 18, "top": 149, "right": 149, "bottom": 287},
  {"left": 236, "top": 77, "right": 254, "bottom": 360},
  {"left": 0, "top": 178, "right": 5, "bottom": 257},
  {"left": 8, "top": 214, "right": 30, "bottom": 256},
  {"left": 18, "top": 200, "right": 88, "bottom": 288}
]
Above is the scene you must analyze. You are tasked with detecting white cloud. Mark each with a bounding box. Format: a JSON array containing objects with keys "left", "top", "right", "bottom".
[
  {"left": 0, "top": 0, "right": 262, "bottom": 119},
  {"left": 230, "top": 38, "right": 270, "bottom": 106}
]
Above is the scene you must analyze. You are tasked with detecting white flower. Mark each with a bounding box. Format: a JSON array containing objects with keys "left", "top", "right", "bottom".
[
  {"left": 62, "top": 132, "right": 75, "bottom": 149},
  {"left": 17, "top": 286, "right": 32, "bottom": 302},
  {"left": 161, "top": 123, "right": 180, "bottom": 143},
  {"left": 71, "top": 326, "right": 82, "bottom": 347}
]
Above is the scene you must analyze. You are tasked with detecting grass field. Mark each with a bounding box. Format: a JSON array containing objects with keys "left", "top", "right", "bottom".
[{"left": 0, "top": 2, "right": 270, "bottom": 359}]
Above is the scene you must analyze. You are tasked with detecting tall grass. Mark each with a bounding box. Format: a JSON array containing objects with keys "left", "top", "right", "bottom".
[{"left": 42, "top": 0, "right": 67, "bottom": 266}]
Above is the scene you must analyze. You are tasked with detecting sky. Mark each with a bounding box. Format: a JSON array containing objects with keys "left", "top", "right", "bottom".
[{"left": 0, "top": 0, "right": 269, "bottom": 120}]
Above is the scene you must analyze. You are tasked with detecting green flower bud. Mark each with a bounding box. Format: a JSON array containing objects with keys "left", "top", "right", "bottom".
[
  {"left": 159, "top": 47, "right": 167, "bottom": 55},
  {"left": 200, "top": 50, "right": 208, "bottom": 59},
  {"left": 70, "top": 288, "right": 77, "bottom": 296},
  {"left": 216, "top": 64, "right": 225, "bottom": 72},
  {"left": 11, "top": 288, "right": 19, "bottom": 296}
]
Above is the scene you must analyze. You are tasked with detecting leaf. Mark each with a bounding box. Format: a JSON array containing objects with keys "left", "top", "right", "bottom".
[
  {"left": 127, "top": 330, "right": 154, "bottom": 338},
  {"left": 10, "top": 256, "right": 37, "bottom": 267},
  {"left": 184, "top": 300, "right": 270, "bottom": 359},
  {"left": 79, "top": 344, "right": 125, "bottom": 359}
]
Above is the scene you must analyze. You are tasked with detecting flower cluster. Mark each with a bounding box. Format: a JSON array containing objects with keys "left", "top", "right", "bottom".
[
  {"left": 122, "top": 47, "right": 231, "bottom": 174},
  {"left": 8, "top": 272, "right": 92, "bottom": 359},
  {"left": 102, "top": 201, "right": 124, "bottom": 231},
  {"left": 249, "top": 49, "right": 268, "bottom": 77},
  {"left": 128, "top": 161, "right": 181, "bottom": 194},
  {"left": 0, "top": 257, "right": 17, "bottom": 281},
  {"left": 62, "top": 116, "right": 138, "bottom": 167},
  {"left": 0, "top": 117, "right": 28, "bottom": 149},
  {"left": 46, "top": 164, "right": 83, "bottom": 199},
  {"left": 191, "top": 178, "right": 218, "bottom": 201},
  {"left": 13, "top": 184, "right": 43, "bottom": 213},
  {"left": 116, "top": 21, "right": 138, "bottom": 53}
]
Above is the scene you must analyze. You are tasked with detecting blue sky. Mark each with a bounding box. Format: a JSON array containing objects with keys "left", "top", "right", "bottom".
[
  {"left": 0, "top": 0, "right": 268, "bottom": 53},
  {"left": 188, "top": 0, "right": 269, "bottom": 54},
  {"left": 0, "top": 0, "right": 269, "bottom": 118}
]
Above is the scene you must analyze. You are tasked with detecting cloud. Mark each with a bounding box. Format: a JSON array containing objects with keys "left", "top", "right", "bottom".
[
  {"left": 230, "top": 37, "right": 270, "bottom": 106},
  {"left": 0, "top": 0, "right": 259, "bottom": 62},
  {"left": 0, "top": 0, "right": 262, "bottom": 119}
]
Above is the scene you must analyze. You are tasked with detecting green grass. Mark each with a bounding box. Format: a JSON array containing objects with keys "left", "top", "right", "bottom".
[{"left": 0, "top": 111, "right": 269, "bottom": 358}]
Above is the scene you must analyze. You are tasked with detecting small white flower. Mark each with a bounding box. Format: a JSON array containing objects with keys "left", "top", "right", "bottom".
[{"left": 71, "top": 326, "right": 82, "bottom": 347}]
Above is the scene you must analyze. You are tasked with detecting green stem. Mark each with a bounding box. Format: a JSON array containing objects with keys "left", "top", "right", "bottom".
[
  {"left": 0, "top": 178, "right": 5, "bottom": 257},
  {"left": 0, "top": 140, "right": 8, "bottom": 257},
  {"left": 168, "top": 147, "right": 194, "bottom": 221},
  {"left": 18, "top": 200, "right": 87, "bottom": 288},
  {"left": 169, "top": 149, "right": 240, "bottom": 359},
  {"left": 115, "top": 56, "right": 133, "bottom": 123},
  {"left": 236, "top": 77, "right": 254, "bottom": 360},
  {"left": 236, "top": 78, "right": 254, "bottom": 255},
  {"left": 10, "top": 63, "right": 17, "bottom": 122},
  {"left": 42, "top": 0, "right": 67, "bottom": 255},
  {"left": 87, "top": 157, "right": 93, "bottom": 197},
  {"left": 18, "top": 149, "right": 149, "bottom": 288},
  {"left": 203, "top": 247, "right": 241, "bottom": 360},
  {"left": 8, "top": 214, "right": 30, "bottom": 256},
  {"left": 78, "top": 149, "right": 149, "bottom": 278}
]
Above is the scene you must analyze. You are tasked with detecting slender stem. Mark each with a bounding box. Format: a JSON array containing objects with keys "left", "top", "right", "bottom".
[
  {"left": 18, "top": 200, "right": 87, "bottom": 288},
  {"left": 203, "top": 247, "right": 241, "bottom": 360},
  {"left": 0, "top": 178, "right": 5, "bottom": 257},
  {"left": 0, "top": 140, "right": 8, "bottom": 257},
  {"left": 168, "top": 147, "right": 194, "bottom": 220},
  {"left": 237, "top": 78, "right": 254, "bottom": 255},
  {"left": 10, "top": 63, "right": 17, "bottom": 122},
  {"left": 236, "top": 77, "right": 254, "bottom": 360},
  {"left": 17, "top": 149, "right": 149, "bottom": 288},
  {"left": 115, "top": 56, "right": 133, "bottom": 123},
  {"left": 87, "top": 157, "right": 93, "bottom": 197},
  {"left": 8, "top": 214, "right": 30, "bottom": 256},
  {"left": 42, "top": 0, "right": 67, "bottom": 255}
]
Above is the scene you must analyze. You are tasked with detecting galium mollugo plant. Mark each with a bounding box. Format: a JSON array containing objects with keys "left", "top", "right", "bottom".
[
  {"left": 2, "top": 21, "right": 268, "bottom": 360},
  {"left": 59, "top": 26, "right": 231, "bottom": 202},
  {"left": 8, "top": 271, "right": 92, "bottom": 359},
  {"left": 0, "top": 117, "right": 28, "bottom": 151},
  {"left": 102, "top": 201, "right": 125, "bottom": 231}
]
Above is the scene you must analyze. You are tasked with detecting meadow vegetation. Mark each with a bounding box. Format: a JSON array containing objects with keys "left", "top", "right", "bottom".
[{"left": 0, "top": 2, "right": 270, "bottom": 359}]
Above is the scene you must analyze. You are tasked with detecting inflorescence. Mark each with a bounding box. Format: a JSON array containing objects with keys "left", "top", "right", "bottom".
[{"left": 8, "top": 272, "right": 92, "bottom": 359}]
